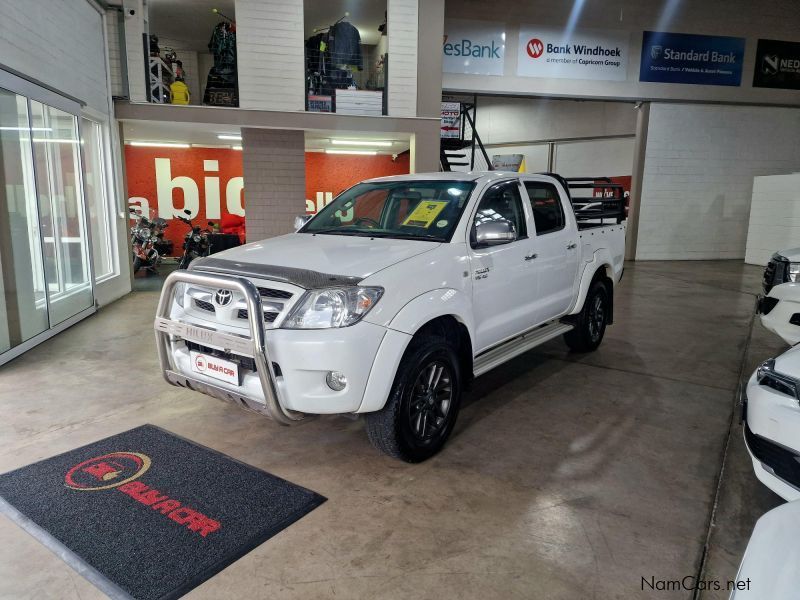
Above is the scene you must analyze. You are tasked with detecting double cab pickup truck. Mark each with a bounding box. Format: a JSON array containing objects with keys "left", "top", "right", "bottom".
[{"left": 154, "top": 172, "right": 626, "bottom": 461}]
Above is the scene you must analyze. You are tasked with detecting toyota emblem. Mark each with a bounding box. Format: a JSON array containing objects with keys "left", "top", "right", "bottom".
[{"left": 214, "top": 289, "right": 232, "bottom": 306}]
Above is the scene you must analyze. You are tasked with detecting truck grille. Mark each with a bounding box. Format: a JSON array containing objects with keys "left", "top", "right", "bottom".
[
  {"left": 258, "top": 287, "right": 293, "bottom": 300},
  {"left": 195, "top": 299, "right": 215, "bottom": 313},
  {"left": 745, "top": 423, "right": 800, "bottom": 490},
  {"left": 237, "top": 309, "right": 279, "bottom": 323}
]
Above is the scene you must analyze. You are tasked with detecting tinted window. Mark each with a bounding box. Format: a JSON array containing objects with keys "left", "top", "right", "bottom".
[
  {"left": 473, "top": 181, "right": 527, "bottom": 238},
  {"left": 525, "top": 182, "right": 565, "bottom": 234}
]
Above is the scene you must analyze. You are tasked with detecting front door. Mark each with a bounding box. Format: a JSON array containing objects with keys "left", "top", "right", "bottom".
[
  {"left": 522, "top": 178, "right": 580, "bottom": 323},
  {"left": 469, "top": 180, "right": 538, "bottom": 353}
]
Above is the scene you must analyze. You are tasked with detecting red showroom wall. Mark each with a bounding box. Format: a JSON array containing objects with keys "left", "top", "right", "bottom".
[{"left": 125, "top": 146, "right": 410, "bottom": 251}]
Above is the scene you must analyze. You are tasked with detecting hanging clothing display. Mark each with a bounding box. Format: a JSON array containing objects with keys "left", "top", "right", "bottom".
[
  {"left": 328, "top": 21, "right": 363, "bottom": 69},
  {"left": 203, "top": 21, "right": 239, "bottom": 107}
]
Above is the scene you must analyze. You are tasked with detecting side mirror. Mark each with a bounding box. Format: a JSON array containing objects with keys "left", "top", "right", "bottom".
[
  {"left": 474, "top": 220, "right": 517, "bottom": 247},
  {"left": 294, "top": 214, "right": 313, "bottom": 231}
]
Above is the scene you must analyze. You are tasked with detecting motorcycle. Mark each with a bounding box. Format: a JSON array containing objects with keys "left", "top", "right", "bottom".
[
  {"left": 129, "top": 209, "right": 166, "bottom": 275},
  {"left": 177, "top": 209, "right": 213, "bottom": 269}
]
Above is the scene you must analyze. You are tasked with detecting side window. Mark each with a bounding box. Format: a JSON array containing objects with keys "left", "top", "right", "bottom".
[
  {"left": 473, "top": 181, "right": 527, "bottom": 239},
  {"left": 524, "top": 182, "right": 565, "bottom": 235}
]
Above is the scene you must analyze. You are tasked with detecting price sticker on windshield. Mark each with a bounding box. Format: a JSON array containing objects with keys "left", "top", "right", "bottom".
[{"left": 402, "top": 201, "right": 448, "bottom": 228}]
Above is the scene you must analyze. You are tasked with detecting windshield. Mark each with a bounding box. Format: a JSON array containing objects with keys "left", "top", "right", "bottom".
[{"left": 301, "top": 180, "right": 476, "bottom": 242}]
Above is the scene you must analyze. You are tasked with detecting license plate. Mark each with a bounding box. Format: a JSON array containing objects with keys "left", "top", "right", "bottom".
[{"left": 190, "top": 351, "right": 240, "bottom": 386}]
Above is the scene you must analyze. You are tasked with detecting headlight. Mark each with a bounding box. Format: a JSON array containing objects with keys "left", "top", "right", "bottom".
[
  {"left": 174, "top": 282, "right": 186, "bottom": 308},
  {"left": 283, "top": 286, "right": 383, "bottom": 329},
  {"left": 757, "top": 358, "right": 800, "bottom": 399},
  {"left": 789, "top": 262, "right": 800, "bottom": 282}
]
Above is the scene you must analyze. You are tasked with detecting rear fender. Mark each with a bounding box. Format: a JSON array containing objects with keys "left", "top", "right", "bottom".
[{"left": 569, "top": 250, "right": 614, "bottom": 316}]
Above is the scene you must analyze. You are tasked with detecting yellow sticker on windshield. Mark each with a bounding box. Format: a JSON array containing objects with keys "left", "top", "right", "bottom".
[{"left": 402, "top": 201, "right": 448, "bottom": 228}]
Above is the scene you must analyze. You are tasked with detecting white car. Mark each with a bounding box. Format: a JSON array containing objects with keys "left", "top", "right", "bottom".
[
  {"left": 729, "top": 500, "right": 800, "bottom": 599},
  {"left": 745, "top": 343, "right": 800, "bottom": 500},
  {"left": 154, "top": 172, "right": 626, "bottom": 461},
  {"left": 759, "top": 248, "right": 800, "bottom": 345}
]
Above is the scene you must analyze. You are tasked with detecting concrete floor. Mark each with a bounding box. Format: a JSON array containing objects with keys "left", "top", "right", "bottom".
[{"left": 0, "top": 261, "right": 785, "bottom": 599}]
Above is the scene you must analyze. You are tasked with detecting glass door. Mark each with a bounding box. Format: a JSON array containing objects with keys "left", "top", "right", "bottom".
[
  {"left": 30, "top": 101, "right": 93, "bottom": 326},
  {"left": 0, "top": 88, "right": 49, "bottom": 353}
]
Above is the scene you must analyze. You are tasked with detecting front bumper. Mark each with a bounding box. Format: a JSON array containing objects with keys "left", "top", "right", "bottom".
[
  {"left": 154, "top": 271, "right": 388, "bottom": 422},
  {"left": 758, "top": 284, "right": 800, "bottom": 345},
  {"left": 743, "top": 373, "right": 800, "bottom": 501}
]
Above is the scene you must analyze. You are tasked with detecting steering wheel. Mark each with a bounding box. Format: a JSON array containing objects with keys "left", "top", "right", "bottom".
[{"left": 355, "top": 217, "right": 380, "bottom": 228}]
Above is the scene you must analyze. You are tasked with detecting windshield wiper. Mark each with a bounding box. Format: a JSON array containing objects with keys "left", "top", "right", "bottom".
[{"left": 366, "top": 232, "right": 442, "bottom": 241}]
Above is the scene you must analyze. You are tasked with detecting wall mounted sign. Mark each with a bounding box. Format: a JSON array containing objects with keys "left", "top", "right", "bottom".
[
  {"left": 441, "top": 102, "right": 462, "bottom": 139},
  {"left": 443, "top": 19, "right": 506, "bottom": 76},
  {"left": 639, "top": 31, "right": 745, "bottom": 86},
  {"left": 516, "top": 27, "right": 629, "bottom": 81},
  {"left": 753, "top": 39, "right": 800, "bottom": 90}
]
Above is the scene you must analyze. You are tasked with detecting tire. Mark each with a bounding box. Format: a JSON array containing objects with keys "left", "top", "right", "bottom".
[
  {"left": 132, "top": 257, "right": 142, "bottom": 274},
  {"left": 365, "top": 335, "right": 462, "bottom": 463},
  {"left": 564, "top": 280, "right": 609, "bottom": 353}
]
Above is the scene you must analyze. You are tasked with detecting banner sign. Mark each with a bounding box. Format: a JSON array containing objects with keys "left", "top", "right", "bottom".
[
  {"left": 753, "top": 39, "right": 800, "bottom": 90},
  {"left": 443, "top": 19, "right": 506, "bottom": 76},
  {"left": 441, "top": 102, "right": 461, "bottom": 139},
  {"left": 639, "top": 31, "right": 745, "bottom": 86},
  {"left": 516, "top": 27, "right": 628, "bottom": 81}
]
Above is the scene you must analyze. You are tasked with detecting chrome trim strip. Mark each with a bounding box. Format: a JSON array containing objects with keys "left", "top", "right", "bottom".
[
  {"left": 154, "top": 270, "right": 304, "bottom": 425},
  {"left": 189, "top": 257, "right": 362, "bottom": 289}
]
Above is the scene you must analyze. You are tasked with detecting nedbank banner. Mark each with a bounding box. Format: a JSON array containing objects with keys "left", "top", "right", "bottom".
[
  {"left": 640, "top": 31, "right": 745, "bottom": 86},
  {"left": 516, "top": 27, "right": 629, "bottom": 81},
  {"left": 753, "top": 39, "right": 800, "bottom": 90},
  {"left": 443, "top": 19, "right": 506, "bottom": 76}
]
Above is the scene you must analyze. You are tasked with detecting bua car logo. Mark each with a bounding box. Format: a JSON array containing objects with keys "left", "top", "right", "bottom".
[
  {"left": 526, "top": 38, "right": 544, "bottom": 59},
  {"left": 65, "top": 452, "right": 151, "bottom": 491},
  {"left": 64, "top": 451, "right": 222, "bottom": 538}
]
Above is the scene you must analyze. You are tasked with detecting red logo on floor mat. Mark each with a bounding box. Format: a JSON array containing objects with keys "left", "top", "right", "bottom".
[
  {"left": 65, "top": 452, "right": 222, "bottom": 538},
  {"left": 65, "top": 452, "right": 151, "bottom": 491}
]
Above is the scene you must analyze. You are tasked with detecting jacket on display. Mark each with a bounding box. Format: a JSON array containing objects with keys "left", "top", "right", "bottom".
[{"left": 329, "top": 21, "right": 362, "bottom": 69}]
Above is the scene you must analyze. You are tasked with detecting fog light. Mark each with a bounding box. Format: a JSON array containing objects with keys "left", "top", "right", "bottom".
[{"left": 326, "top": 371, "right": 347, "bottom": 391}]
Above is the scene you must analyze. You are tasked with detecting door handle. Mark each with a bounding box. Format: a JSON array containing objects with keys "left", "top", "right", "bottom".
[
  {"left": 524, "top": 253, "right": 537, "bottom": 261},
  {"left": 567, "top": 242, "right": 577, "bottom": 250}
]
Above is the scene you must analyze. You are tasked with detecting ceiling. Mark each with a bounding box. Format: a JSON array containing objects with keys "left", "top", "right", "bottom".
[
  {"left": 121, "top": 120, "right": 409, "bottom": 154},
  {"left": 147, "top": 0, "right": 236, "bottom": 53},
  {"left": 303, "top": 0, "right": 386, "bottom": 45}
]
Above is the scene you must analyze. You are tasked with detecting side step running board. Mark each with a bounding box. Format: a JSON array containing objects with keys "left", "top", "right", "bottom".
[{"left": 472, "top": 321, "right": 574, "bottom": 377}]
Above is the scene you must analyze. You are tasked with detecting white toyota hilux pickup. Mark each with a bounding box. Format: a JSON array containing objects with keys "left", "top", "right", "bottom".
[{"left": 154, "top": 172, "right": 626, "bottom": 461}]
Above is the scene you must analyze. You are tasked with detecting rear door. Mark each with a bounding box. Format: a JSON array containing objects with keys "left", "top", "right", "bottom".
[
  {"left": 521, "top": 178, "right": 580, "bottom": 322},
  {"left": 468, "top": 179, "right": 538, "bottom": 352}
]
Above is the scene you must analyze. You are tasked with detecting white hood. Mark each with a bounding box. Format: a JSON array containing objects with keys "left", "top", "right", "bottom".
[{"left": 208, "top": 233, "right": 440, "bottom": 279}]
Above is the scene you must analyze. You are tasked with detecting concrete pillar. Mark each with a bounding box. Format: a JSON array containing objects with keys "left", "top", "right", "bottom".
[
  {"left": 626, "top": 102, "right": 650, "bottom": 261},
  {"left": 241, "top": 128, "right": 306, "bottom": 241},
  {"left": 410, "top": 127, "right": 441, "bottom": 174},
  {"left": 416, "top": 0, "right": 445, "bottom": 119},
  {"left": 121, "top": 0, "right": 147, "bottom": 102}
]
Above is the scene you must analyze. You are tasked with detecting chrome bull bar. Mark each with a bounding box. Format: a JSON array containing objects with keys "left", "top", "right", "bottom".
[{"left": 154, "top": 270, "right": 305, "bottom": 425}]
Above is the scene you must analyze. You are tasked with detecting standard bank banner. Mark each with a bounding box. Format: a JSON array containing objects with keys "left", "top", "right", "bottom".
[
  {"left": 516, "top": 27, "right": 629, "bottom": 81},
  {"left": 640, "top": 31, "right": 745, "bottom": 86}
]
